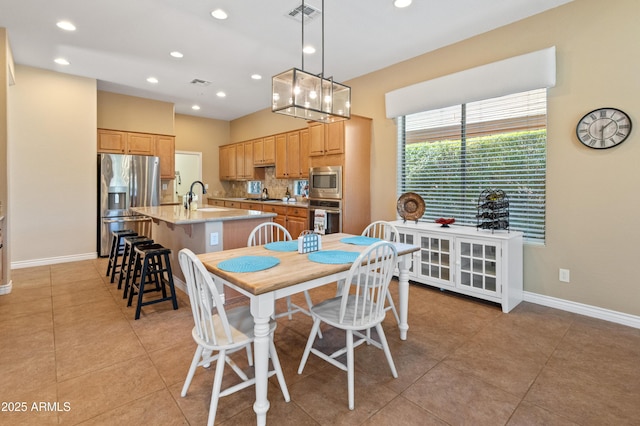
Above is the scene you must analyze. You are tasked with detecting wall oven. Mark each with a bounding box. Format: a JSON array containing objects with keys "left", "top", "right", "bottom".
[
  {"left": 309, "top": 199, "right": 342, "bottom": 234},
  {"left": 309, "top": 166, "right": 342, "bottom": 200}
]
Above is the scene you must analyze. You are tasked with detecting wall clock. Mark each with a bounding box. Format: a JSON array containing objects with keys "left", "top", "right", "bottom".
[{"left": 576, "top": 107, "right": 632, "bottom": 149}]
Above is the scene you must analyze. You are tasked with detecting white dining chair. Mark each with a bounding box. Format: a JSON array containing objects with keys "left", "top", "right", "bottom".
[
  {"left": 358, "top": 220, "right": 401, "bottom": 325},
  {"left": 247, "top": 222, "right": 315, "bottom": 321},
  {"left": 297, "top": 241, "right": 399, "bottom": 410},
  {"left": 178, "top": 248, "right": 290, "bottom": 426}
]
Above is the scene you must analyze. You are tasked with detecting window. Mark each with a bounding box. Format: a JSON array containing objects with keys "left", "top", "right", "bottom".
[
  {"left": 247, "top": 181, "right": 262, "bottom": 195},
  {"left": 293, "top": 180, "right": 309, "bottom": 196},
  {"left": 397, "top": 88, "right": 546, "bottom": 242}
]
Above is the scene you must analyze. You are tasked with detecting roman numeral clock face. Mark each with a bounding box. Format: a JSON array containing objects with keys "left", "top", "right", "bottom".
[{"left": 576, "top": 107, "right": 632, "bottom": 149}]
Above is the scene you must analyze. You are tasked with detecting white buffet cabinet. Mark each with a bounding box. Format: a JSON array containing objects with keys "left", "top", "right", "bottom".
[{"left": 392, "top": 220, "right": 523, "bottom": 313}]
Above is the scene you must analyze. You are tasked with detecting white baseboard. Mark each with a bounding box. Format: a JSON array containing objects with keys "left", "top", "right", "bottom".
[
  {"left": 11, "top": 252, "right": 97, "bottom": 269},
  {"left": 524, "top": 291, "right": 640, "bottom": 329}
]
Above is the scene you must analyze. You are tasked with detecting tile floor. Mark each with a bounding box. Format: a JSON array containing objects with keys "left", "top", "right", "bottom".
[{"left": 1, "top": 258, "right": 639, "bottom": 425}]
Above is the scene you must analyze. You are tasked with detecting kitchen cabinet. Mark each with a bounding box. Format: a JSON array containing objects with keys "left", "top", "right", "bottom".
[
  {"left": 309, "top": 121, "right": 344, "bottom": 157},
  {"left": 262, "top": 204, "right": 287, "bottom": 230},
  {"left": 393, "top": 221, "right": 523, "bottom": 313},
  {"left": 219, "top": 145, "right": 237, "bottom": 180},
  {"left": 98, "top": 129, "right": 155, "bottom": 155},
  {"left": 155, "top": 135, "right": 175, "bottom": 179},
  {"left": 275, "top": 133, "right": 288, "bottom": 178},
  {"left": 276, "top": 130, "right": 309, "bottom": 179},
  {"left": 97, "top": 129, "right": 127, "bottom": 153},
  {"left": 224, "top": 200, "right": 241, "bottom": 209},
  {"left": 299, "top": 128, "right": 310, "bottom": 178},
  {"left": 98, "top": 130, "right": 173, "bottom": 170},
  {"left": 236, "top": 141, "right": 256, "bottom": 180},
  {"left": 241, "top": 202, "right": 263, "bottom": 211},
  {"left": 309, "top": 115, "right": 371, "bottom": 235},
  {"left": 285, "top": 206, "right": 308, "bottom": 237},
  {"left": 127, "top": 133, "right": 156, "bottom": 156},
  {"left": 253, "top": 136, "right": 276, "bottom": 166},
  {"left": 208, "top": 199, "right": 225, "bottom": 207}
]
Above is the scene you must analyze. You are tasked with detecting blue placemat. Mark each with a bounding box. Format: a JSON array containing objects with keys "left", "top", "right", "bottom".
[
  {"left": 340, "top": 236, "right": 382, "bottom": 246},
  {"left": 264, "top": 241, "right": 298, "bottom": 252},
  {"left": 218, "top": 256, "right": 280, "bottom": 273},
  {"left": 308, "top": 250, "right": 359, "bottom": 264}
]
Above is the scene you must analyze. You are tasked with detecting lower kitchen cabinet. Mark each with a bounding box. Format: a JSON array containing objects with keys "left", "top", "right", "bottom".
[
  {"left": 393, "top": 220, "right": 523, "bottom": 313},
  {"left": 262, "top": 204, "right": 287, "bottom": 230},
  {"left": 285, "top": 206, "right": 308, "bottom": 237}
]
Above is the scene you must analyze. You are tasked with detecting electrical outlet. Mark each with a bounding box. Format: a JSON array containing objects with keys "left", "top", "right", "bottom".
[
  {"left": 210, "top": 232, "right": 219, "bottom": 246},
  {"left": 559, "top": 268, "right": 570, "bottom": 283}
]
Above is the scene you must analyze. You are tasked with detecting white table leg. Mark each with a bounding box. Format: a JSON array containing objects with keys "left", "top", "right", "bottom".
[
  {"left": 251, "top": 294, "right": 275, "bottom": 425},
  {"left": 397, "top": 254, "right": 412, "bottom": 340}
]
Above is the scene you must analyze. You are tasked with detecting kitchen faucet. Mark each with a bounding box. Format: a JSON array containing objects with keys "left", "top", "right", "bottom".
[{"left": 185, "top": 180, "right": 207, "bottom": 209}]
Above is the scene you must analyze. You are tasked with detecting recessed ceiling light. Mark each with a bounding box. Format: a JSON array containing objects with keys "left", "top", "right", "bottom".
[
  {"left": 192, "top": 105, "right": 201, "bottom": 110},
  {"left": 56, "top": 20, "right": 76, "bottom": 31},
  {"left": 211, "top": 9, "right": 228, "bottom": 20},
  {"left": 146, "top": 77, "right": 159, "bottom": 84},
  {"left": 393, "top": 0, "right": 412, "bottom": 8},
  {"left": 216, "top": 91, "right": 226, "bottom": 98},
  {"left": 170, "top": 51, "right": 184, "bottom": 58},
  {"left": 251, "top": 74, "right": 262, "bottom": 80},
  {"left": 303, "top": 45, "right": 316, "bottom": 54},
  {"left": 54, "top": 58, "right": 70, "bottom": 65}
]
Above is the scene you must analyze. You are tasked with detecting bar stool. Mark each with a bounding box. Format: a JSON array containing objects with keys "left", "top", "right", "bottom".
[
  {"left": 127, "top": 244, "right": 178, "bottom": 320},
  {"left": 118, "top": 236, "right": 154, "bottom": 291},
  {"left": 123, "top": 242, "right": 162, "bottom": 300},
  {"left": 106, "top": 229, "right": 137, "bottom": 283}
]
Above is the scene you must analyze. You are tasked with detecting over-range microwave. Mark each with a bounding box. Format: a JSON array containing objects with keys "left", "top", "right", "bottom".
[{"left": 309, "top": 166, "right": 342, "bottom": 199}]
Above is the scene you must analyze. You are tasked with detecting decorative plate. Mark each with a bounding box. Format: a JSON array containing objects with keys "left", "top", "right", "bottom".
[{"left": 397, "top": 192, "right": 425, "bottom": 221}]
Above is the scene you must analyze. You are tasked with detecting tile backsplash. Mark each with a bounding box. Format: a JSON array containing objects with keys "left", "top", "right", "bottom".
[{"left": 222, "top": 167, "right": 300, "bottom": 199}]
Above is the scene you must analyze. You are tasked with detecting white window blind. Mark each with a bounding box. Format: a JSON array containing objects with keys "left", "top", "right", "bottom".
[{"left": 397, "top": 88, "right": 547, "bottom": 241}]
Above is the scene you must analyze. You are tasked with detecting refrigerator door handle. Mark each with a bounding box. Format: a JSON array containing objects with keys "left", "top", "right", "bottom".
[{"left": 102, "top": 217, "right": 152, "bottom": 224}]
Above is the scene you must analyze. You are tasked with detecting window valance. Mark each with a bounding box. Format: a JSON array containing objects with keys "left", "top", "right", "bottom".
[{"left": 385, "top": 46, "right": 556, "bottom": 119}]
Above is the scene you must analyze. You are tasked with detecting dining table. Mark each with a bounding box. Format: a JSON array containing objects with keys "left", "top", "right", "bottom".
[{"left": 197, "top": 232, "right": 419, "bottom": 425}]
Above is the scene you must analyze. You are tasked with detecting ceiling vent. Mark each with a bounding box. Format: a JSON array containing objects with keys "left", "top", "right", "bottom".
[
  {"left": 286, "top": 3, "right": 322, "bottom": 22},
  {"left": 190, "top": 78, "right": 211, "bottom": 87}
]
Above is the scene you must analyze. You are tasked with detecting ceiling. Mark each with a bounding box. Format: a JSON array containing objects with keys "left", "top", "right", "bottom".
[{"left": 0, "top": 0, "right": 572, "bottom": 121}]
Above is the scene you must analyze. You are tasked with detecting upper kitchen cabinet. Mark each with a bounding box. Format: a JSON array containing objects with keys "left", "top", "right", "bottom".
[
  {"left": 219, "top": 144, "right": 237, "bottom": 180},
  {"left": 98, "top": 129, "right": 175, "bottom": 178},
  {"left": 97, "top": 129, "right": 128, "bottom": 154},
  {"left": 276, "top": 129, "right": 309, "bottom": 179},
  {"left": 98, "top": 129, "right": 163, "bottom": 156},
  {"left": 309, "top": 121, "right": 344, "bottom": 157},
  {"left": 155, "top": 135, "right": 175, "bottom": 179},
  {"left": 236, "top": 141, "right": 258, "bottom": 180},
  {"left": 127, "top": 132, "right": 156, "bottom": 156},
  {"left": 253, "top": 136, "right": 276, "bottom": 166}
]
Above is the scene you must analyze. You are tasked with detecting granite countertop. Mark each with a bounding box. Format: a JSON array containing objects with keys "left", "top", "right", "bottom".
[
  {"left": 208, "top": 196, "right": 309, "bottom": 208},
  {"left": 131, "top": 205, "right": 276, "bottom": 225}
]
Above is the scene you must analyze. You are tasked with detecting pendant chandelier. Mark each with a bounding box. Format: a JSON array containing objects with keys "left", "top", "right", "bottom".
[{"left": 272, "top": 0, "right": 351, "bottom": 123}]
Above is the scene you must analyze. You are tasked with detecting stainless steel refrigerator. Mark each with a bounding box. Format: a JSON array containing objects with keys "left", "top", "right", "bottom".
[{"left": 97, "top": 154, "right": 160, "bottom": 257}]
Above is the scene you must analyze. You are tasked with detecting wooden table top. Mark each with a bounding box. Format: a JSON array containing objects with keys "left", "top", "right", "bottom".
[{"left": 197, "top": 233, "right": 419, "bottom": 296}]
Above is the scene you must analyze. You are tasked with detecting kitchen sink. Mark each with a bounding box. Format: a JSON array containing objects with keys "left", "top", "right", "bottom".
[{"left": 244, "top": 198, "right": 281, "bottom": 202}]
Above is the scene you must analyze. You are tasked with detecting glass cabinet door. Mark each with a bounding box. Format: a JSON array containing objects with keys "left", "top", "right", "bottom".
[
  {"left": 456, "top": 238, "right": 500, "bottom": 296},
  {"left": 397, "top": 230, "right": 417, "bottom": 278},
  {"left": 417, "top": 234, "right": 453, "bottom": 287}
]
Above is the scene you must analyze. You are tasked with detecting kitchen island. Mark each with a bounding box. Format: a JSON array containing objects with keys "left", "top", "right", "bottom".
[{"left": 130, "top": 204, "right": 276, "bottom": 291}]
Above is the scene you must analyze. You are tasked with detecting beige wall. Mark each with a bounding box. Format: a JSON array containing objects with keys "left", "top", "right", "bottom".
[
  {"left": 174, "top": 113, "right": 230, "bottom": 196},
  {"left": 1, "top": 29, "right": 9, "bottom": 284},
  {"left": 8, "top": 65, "right": 97, "bottom": 264},
  {"left": 97, "top": 90, "right": 174, "bottom": 135},
  {"left": 230, "top": 0, "right": 640, "bottom": 317},
  {"left": 230, "top": 108, "right": 306, "bottom": 143}
]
